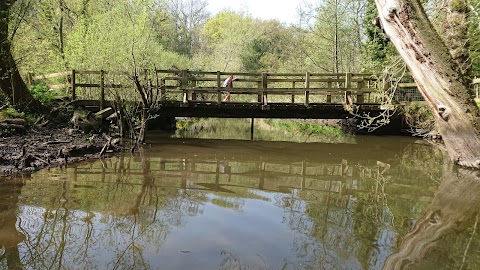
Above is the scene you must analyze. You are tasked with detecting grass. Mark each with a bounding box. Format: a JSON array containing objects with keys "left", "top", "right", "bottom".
[{"left": 174, "top": 118, "right": 355, "bottom": 143}]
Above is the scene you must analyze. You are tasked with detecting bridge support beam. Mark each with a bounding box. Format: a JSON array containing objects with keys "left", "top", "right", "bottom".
[{"left": 250, "top": 118, "right": 255, "bottom": 141}]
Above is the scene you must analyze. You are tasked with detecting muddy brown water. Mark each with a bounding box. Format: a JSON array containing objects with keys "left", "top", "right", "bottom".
[{"left": 1, "top": 133, "right": 480, "bottom": 269}]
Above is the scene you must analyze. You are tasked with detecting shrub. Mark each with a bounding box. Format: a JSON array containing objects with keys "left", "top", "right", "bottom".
[{"left": 30, "top": 82, "right": 55, "bottom": 106}]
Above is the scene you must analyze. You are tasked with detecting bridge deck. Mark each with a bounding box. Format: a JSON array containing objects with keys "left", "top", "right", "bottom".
[{"left": 74, "top": 99, "right": 385, "bottom": 119}]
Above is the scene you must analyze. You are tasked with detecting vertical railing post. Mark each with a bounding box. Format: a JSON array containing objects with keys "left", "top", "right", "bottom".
[
  {"left": 327, "top": 81, "right": 332, "bottom": 103},
  {"left": 382, "top": 78, "right": 391, "bottom": 103},
  {"left": 100, "top": 70, "right": 105, "bottom": 110},
  {"left": 250, "top": 118, "right": 254, "bottom": 140},
  {"left": 345, "top": 72, "right": 352, "bottom": 105},
  {"left": 154, "top": 69, "right": 159, "bottom": 102},
  {"left": 191, "top": 79, "right": 197, "bottom": 101},
  {"left": 305, "top": 72, "right": 310, "bottom": 106},
  {"left": 217, "top": 71, "right": 222, "bottom": 104},
  {"left": 262, "top": 72, "right": 268, "bottom": 105},
  {"left": 71, "top": 69, "right": 76, "bottom": 100},
  {"left": 257, "top": 80, "right": 262, "bottom": 103},
  {"left": 357, "top": 77, "right": 365, "bottom": 104},
  {"left": 160, "top": 77, "right": 166, "bottom": 101},
  {"left": 182, "top": 70, "right": 188, "bottom": 103}
]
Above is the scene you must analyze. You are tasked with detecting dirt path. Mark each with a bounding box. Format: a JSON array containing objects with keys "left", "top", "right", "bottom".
[{"left": 0, "top": 125, "right": 120, "bottom": 177}]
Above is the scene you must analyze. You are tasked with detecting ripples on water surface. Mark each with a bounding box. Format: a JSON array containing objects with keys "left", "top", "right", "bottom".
[{"left": 1, "top": 135, "right": 480, "bottom": 269}]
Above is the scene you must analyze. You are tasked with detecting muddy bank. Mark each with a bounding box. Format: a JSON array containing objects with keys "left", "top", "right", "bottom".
[{"left": 0, "top": 124, "right": 121, "bottom": 177}]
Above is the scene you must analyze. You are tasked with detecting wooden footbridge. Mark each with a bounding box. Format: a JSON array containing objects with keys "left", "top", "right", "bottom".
[{"left": 30, "top": 69, "right": 396, "bottom": 119}]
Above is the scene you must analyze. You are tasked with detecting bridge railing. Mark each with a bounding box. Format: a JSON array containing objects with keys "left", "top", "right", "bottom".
[
  {"left": 28, "top": 69, "right": 480, "bottom": 108},
  {"left": 39, "top": 69, "right": 480, "bottom": 108},
  {"left": 474, "top": 77, "right": 480, "bottom": 99},
  {"left": 29, "top": 70, "right": 137, "bottom": 110},
  {"left": 155, "top": 70, "right": 381, "bottom": 105}
]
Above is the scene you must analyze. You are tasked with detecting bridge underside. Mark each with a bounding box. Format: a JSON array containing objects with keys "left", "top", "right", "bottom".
[
  {"left": 73, "top": 100, "right": 387, "bottom": 119},
  {"left": 157, "top": 101, "right": 385, "bottom": 119}
]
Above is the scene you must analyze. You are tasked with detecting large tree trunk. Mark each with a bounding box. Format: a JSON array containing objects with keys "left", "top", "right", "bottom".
[
  {"left": 374, "top": 0, "right": 480, "bottom": 169},
  {"left": 0, "top": 0, "right": 42, "bottom": 111}
]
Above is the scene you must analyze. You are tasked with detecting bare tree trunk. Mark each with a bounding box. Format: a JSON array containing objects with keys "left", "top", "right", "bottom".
[
  {"left": 374, "top": 0, "right": 480, "bottom": 169},
  {"left": 0, "top": 0, "right": 42, "bottom": 111}
]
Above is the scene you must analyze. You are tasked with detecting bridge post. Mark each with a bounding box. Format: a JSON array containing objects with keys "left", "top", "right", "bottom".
[
  {"left": 262, "top": 72, "right": 268, "bottom": 105},
  {"left": 327, "top": 81, "right": 332, "bottom": 103},
  {"left": 217, "top": 71, "right": 222, "bottom": 104},
  {"left": 181, "top": 70, "right": 188, "bottom": 103},
  {"left": 71, "top": 69, "right": 76, "bottom": 100},
  {"left": 100, "top": 70, "right": 105, "bottom": 110},
  {"left": 160, "top": 78, "right": 166, "bottom": 101},
  {"left": 154, "top": 68, "right": 160, "bottom": 101},
  {"left": 250, "top": 118, "right": 254, "bottom": 140},
  {"left": 191, "top": 80, "right": 197, "bottom": 101},
  {"left": 344, "top": 72, "right": 352, "bottom": 105},
  {"left": 305, "top": 72, "right": 310, "bottom": 106},
  {"left": 357, "top": 78, "right": 364, "bottom": 104},
  {"left": 382, "top": 79, "right": 391, "bottom": 103}
]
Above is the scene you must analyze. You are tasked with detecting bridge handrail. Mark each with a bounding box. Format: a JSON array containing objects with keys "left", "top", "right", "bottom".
[{"left": 34, "top": 69, "right": 462, "bottom": 108}]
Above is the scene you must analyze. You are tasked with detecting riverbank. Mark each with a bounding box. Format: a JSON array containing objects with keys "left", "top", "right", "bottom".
[{"left": 0, "top": 123, "right": 120, "bottom": 177}]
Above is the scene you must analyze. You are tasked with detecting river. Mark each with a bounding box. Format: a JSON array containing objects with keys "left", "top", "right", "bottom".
[{"left": 1, "top": 130, "right": 479, "bottom": 269}]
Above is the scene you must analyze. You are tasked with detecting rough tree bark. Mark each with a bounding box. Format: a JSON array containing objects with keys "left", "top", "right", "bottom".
[
  {"left": 0, "top": 0, "right": 41, "bottom": 111},
  {"left": 374, "top": 0, "right": 480, "bottom": 169}
]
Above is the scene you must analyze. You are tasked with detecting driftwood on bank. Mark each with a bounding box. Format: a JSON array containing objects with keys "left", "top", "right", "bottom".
[
  {"left": 0, "top": 118, "right": 26, "bottom": 134},
  {"left": 70, "top": 110, "right": 108, "bottom": 134},
  {"left": 374, "top": 0, "right": 480, "bottom": 169}
]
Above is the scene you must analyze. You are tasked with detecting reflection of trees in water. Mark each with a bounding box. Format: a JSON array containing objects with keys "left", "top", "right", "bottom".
[
  {"left": 383, "top": 164, "right": 480, "bottom": 270},
  {"left": 271, "top": 145, "right": 444, "bottom": 270},
  {"left": 6, "top": 154, "right": 210, "bottom": 269},
  {"left": 397, "top": 143, "right": 443, "bottom": 184},
  {"left": 0, "top": 141, "right": 454, "bottom": 269},
  {"left": 0, "top": 178, "right": 25, "bottom": 270}
]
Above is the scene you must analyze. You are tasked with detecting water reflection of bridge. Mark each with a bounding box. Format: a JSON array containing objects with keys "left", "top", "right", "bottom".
[
  {"left": 0, "top": 140, "right": 442, "bottom": 270},
  {"left": 72, "top": 156, "right": 433, "bottom": 203}
]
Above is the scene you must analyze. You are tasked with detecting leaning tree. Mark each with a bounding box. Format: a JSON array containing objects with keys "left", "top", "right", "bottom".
[
  {"left": 0, "top": 0, "right": 41, "bottom": 111},
  {"left": 374, "top": 0, "right": 480, "bottom": 169}
]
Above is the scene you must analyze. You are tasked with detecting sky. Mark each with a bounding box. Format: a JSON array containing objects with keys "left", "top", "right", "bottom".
[{"left": 206, "top": 0, "right": 308, "bottom": 25}]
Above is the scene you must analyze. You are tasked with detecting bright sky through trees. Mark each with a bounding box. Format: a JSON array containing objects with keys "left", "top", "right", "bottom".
[{"left": 206, "top": 0, "right": 306, "bottom": 24}]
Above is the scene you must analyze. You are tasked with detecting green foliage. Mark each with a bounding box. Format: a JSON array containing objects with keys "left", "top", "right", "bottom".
[
  {"left": 0, "top": 107, "right": 25, "bottom": 120},
  {"left": 174, "top": 118, "right": 352, "bottom": 143},
  {"left": 469, "top": 0, "right": 480, "bottom": 75},
  {"left": 29, "top": 82, "right": 55, "bottom": 106},
  {"left": 241, "top": 37, "right": 270, "bottom": 72},
  {"left": 268, "top": 120, "right": 346, "bottom": 138},
  {"left": 196, "top": 11, "right": 254, "bottom": 71},
  {"left": 12, "top": 0, "right": 191, "bottom": 76},
  {"left": 362, "top": 0, "right": 395, "bottom": 72}
]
